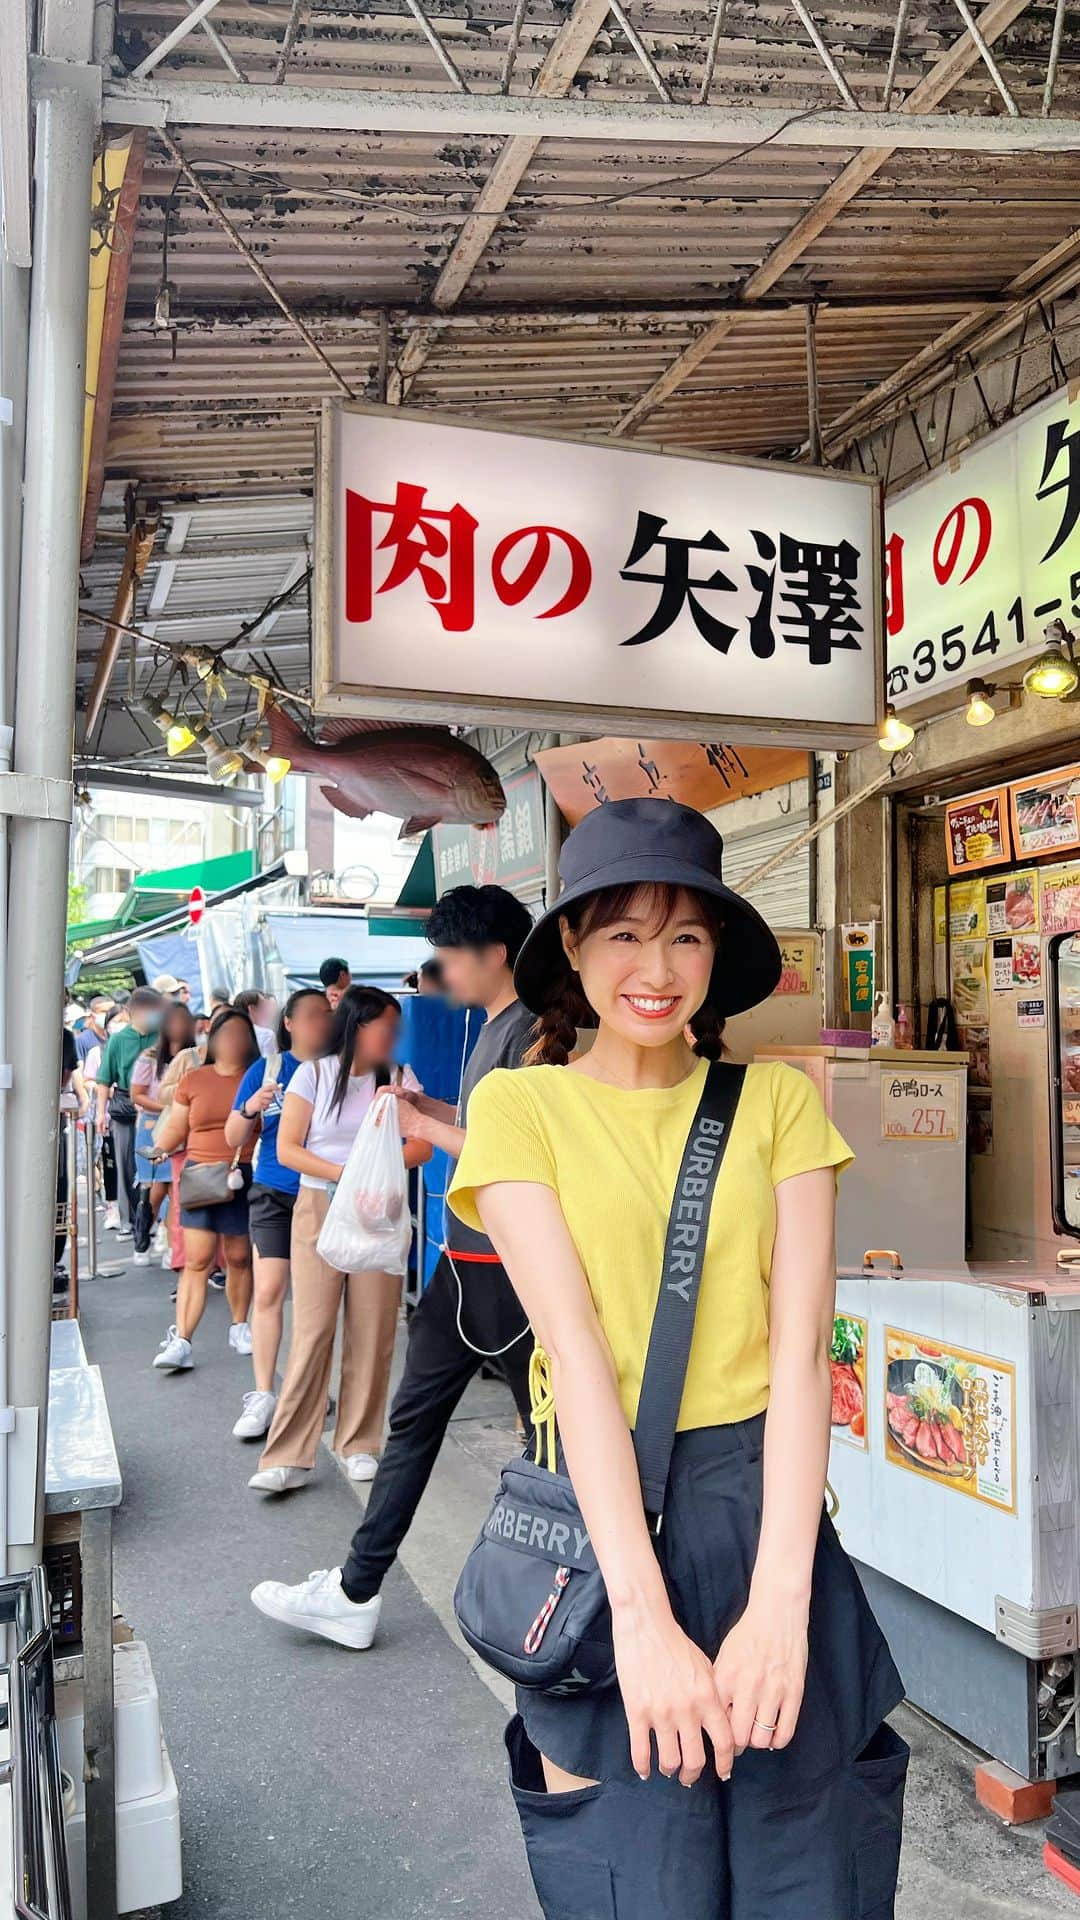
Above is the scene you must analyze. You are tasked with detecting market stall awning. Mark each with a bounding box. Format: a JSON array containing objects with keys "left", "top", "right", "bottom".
[
  {"left": 264, "top": 913, "right": 428, "bottom": 988},
  {"left": 369, "top": 833, "right": 436, "bottom": 938},
  {"left": 68, "top": 857, "right": 285, "bottom": 968},
  {"left": 68, "top": 848, "right": 259, "bottom": 947}
]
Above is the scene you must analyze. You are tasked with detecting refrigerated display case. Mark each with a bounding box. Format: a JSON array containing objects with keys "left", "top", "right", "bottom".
[{"left": 829, "top": 1258, "right": 1080, "bottom": 1782}]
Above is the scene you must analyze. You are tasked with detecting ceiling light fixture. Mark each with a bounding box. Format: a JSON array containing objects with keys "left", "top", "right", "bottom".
[
  {"left": 878, "top": 706, "right": 915, "bottom": 752},
  {"left": 964, "top": 680, "right": 996, "bottom": 727},
  {"left": 202, "top": 728, "right": 243, "bottom": 784},
  {"left": 1023, "top": 621, "right": 1080, "bottom": 699}
]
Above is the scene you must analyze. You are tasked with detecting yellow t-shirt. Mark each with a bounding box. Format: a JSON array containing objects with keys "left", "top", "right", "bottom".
[{"left": 448, "top": 1058, "right": 852, "bottom": 1431}]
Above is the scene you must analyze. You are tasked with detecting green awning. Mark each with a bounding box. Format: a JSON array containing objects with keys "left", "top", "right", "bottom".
[
  {"left": 370, "top": 834, "right": 435, "bottom": 937},
  {"left": 68, "top": 849, "right": 258, "bottom": 946}
]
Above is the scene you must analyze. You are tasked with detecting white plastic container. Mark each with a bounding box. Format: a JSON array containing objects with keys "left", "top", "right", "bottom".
[{"left": 113, "top": 1639, "right": 165, "bottom": 1803}]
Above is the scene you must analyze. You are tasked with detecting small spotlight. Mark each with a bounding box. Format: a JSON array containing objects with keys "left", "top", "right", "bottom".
[
  {"left": 964, "top": 680, "right": 996, "bottom": 727},
  {"left": 878, "top": 706, "right": 915, "bottom": 752}
]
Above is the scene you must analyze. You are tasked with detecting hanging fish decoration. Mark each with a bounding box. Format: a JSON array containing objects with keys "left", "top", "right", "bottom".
[{"left": 266, "top": 704, "right": 506, "bottom": 838}]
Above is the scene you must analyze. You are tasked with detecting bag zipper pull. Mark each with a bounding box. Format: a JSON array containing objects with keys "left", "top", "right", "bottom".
[{"left": 523, "top": 1566, "right": 570, "bottom": 1655}]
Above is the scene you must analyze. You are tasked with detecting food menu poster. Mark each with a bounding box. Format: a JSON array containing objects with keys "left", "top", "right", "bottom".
[
  {"left": 884, "top": 1328, "right": 1016, "bottom": 1512},
  {"left": 1040, "top": 865, "right": 1080, "bottom": 936},
  {"left": 1010, "top": 764, "right": 1080, "bottom": 859},
  {"left": 831, "top": 1315, "right": 867, "bottom": 1451},
  {"left": 985, "top": 871, "right": 1038, "bottom": 935},
  {"left": 945, "top": 787, "right": 1012, "bottom": 876},
  {"left": 948, "top": 877, "right": 985, "bottom": 939}
]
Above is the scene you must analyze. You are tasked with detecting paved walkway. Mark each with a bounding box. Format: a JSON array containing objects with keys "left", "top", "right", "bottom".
[{"left": 78, "top": 1250, "right": 1073, "bottom": 1919}]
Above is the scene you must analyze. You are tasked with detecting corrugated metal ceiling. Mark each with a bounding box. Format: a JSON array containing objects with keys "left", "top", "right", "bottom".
[{"left": 79, "top": 0, "right": 1080, "bottom": 765}]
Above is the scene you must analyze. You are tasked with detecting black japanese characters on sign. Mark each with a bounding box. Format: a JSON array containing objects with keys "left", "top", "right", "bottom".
[
  {"left": 618, "top": 513, "right": 864, "bottom": 666},
  {"left": 433, "top": 765, "right": 546, "bottom": 899}
]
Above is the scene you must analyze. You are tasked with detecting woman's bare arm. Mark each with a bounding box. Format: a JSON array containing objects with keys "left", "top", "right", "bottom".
[
  {"left": 276, "top": 1090, "right": 343, "bottom": 1185},
  {"left": 153, "top": 1101, "right": 189, "bottom": 1157},
  {"left": 477, "top": 1181, "right": 733, "bottom": 1786},
  {"left": 713, "top": 1166, "right": 836, "bottom": 1755}
]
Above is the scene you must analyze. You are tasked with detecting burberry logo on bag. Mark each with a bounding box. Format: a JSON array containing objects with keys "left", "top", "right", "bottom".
[
  {"left": 665, "top": 1115, "right": 726, "bottom": 1302},
  {"left": 485, "top": 1499, "right": 593, "bottom": 1564}
]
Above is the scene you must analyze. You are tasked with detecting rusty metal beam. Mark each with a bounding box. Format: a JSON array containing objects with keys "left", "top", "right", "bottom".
[
  {"left": 84, "top": 518, "right": 160, "bottom": 742},
  {"left": 81, "top": 131, "right": 146, "bottom": 562},
  {"left": 610, "top": 0, "right": 1035, "bottom": 438},
  {"left": 822, "top": 229, "right": 1080, "bottom": 458},
  {"left": 387, "top": 0, "right": 612, "bottom": 404}
]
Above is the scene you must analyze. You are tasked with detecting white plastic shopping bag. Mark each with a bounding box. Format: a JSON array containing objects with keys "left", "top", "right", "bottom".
[{"left": 316, "top": 1094, "right": 412, "bottom": 1275}]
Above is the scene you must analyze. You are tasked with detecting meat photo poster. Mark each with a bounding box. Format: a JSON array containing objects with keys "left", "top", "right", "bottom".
[{"left": 884, "top": 1329, "right": 1016, "bottom": 1512}]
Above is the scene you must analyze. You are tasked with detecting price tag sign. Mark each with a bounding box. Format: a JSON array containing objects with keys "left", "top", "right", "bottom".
[{"left": 881, "top": 1072, "right": 961, "bottom": 1142}]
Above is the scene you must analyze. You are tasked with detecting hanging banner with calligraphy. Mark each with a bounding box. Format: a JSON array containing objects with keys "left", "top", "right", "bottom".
[
  {"left": 885, "top": 384, "right": 1080, "bottom": 710},
  {"left": 432, "top": 763, "right": 546, "bottom": 901},
  {"left": 314, "top": 403, "right": 882, "bottom": 746},
  {"left": 944, "top": 786, "right": 1011, "bottom": 876},
  {"left": 533, "top": 736, "right": 806, "bottom": 828}
]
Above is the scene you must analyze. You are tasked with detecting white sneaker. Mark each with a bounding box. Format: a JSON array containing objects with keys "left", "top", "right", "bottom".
[
  {"left": 133, "top": 1251, "right": 151, "bottom": 1268},
  {"left": 248, "top": 1466, "right": 311, "bottom": 1494},
  {"left": 103, "top": 1203, "right": 121, "bottom": 1232},
  {"left": 250, "top": 1567, "right": 381, "bottom": 1649},
  {"left": 343, "top": 1452, "right": 379, "bottom": 1483},
  {"left": 152, "top": 1221, "right": 169, "bottom": 1255},
  {"left": 228, "top": 1322, "right": 253, "bottom": 1356},
  {"left": 161, "top": 1245, "right": 174, "bottom": 1271},
  {"left": 233, "top": 1390, "right": 277, "bottom": 1440},
  {"left": 152, "top": 1326, "right": 193, "bottom": 1372}
]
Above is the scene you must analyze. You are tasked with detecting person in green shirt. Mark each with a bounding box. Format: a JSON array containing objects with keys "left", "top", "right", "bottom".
[{"left": 96, "top": 988, "right": 163, "bottom": 1238}]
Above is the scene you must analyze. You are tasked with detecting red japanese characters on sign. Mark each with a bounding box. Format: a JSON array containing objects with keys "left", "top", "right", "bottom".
[
  {"left": 885, "top": 384, "right": 1080, "bottom": 709},
  {"left": 316, "top": 405, "right": 882, "bottom": 747}
]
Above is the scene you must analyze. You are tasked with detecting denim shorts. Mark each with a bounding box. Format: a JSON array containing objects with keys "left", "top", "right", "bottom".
[{"left": 506, "top": 1417, "right": 907, "bottom": 1920}]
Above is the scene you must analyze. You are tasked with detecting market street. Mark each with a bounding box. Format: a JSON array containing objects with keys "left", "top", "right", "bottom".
[{"left": 81, "top": 1254, "right": 1073, "bottom": 1920}]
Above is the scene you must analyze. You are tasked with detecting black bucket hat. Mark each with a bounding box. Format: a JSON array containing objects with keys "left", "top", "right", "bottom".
[{"left": 515, "top": 797, "right": 783, "bottom": 1021}]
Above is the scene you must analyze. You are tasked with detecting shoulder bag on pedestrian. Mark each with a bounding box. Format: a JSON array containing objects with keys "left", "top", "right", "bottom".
[{"left": 453, "top": 1059, "right": 745, "bottom": 1695}]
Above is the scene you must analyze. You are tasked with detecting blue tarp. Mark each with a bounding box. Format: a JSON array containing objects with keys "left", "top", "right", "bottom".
[
  {"left": 136, "top": 928, "right": 205, "bottom": 1009},
  {"left": 399, "top": 996, "right": 483, "bottom": 1287}
]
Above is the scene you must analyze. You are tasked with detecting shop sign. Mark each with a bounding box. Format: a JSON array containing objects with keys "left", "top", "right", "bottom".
[
  {"left": 1017, "top": 996, "right": 1046, "bottom": 1029},
  {"left": 830, "top": 1314, "right": 868, "bottom": 1451},
  {"left": 1041, "top": 863, "right": 1080, "bottom": 936},
  {"left": 944, "top": 787, "right": 1011, "bottom": 876},
  {"left": 533, "top": 736, "right": 806, "bottom": 828},
  {"left": 885, "top": 1328, "right": 1016, "bottom": 1512},
  {"left": 881, "top": 1071, "right": 961, "bottom": 1142},
  {"left": 842, "top": 922, "right": 875, "bottom": 1014},
  {"left": 315, "top": 403, "right": 882, "bottom": 746},
  {"left": 885, "top": 383, "right": 1080, "bottom": 709},
  {"left": 1010, "top": 764, "right": 1080, "bottom": 860},
  {"left": 776, "top": 935, "right": 817, "bottom": 996},
  {"left": 985, "top": 870, "right": 1038, "bottom": 935},
  {"left": 433, "top": 764, "right": 545, "bottom": 899}
]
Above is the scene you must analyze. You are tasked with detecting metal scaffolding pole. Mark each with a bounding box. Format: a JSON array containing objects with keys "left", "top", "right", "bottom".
[{"left": 7, "top": 2, "right": 97, "bottom": 1568}]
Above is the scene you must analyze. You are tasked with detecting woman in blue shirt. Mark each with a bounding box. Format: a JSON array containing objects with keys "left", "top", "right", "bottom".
[{"left": 225, "top": 988, "right": 332, "bottom": 1440}]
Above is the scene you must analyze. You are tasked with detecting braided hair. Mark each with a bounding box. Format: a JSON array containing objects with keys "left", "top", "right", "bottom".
[{"left": 524, "top": 883, "right": 726, "bottom": 1066}]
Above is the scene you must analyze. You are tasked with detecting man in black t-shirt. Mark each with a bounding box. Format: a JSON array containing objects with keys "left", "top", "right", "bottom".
[{"left": 251, "top": 884, "right": 538, "bottom": 1650}]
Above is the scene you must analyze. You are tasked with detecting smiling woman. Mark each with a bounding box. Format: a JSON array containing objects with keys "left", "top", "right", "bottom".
[{"left": 447, "top": 798, "right": 906, "bottom": 1920}]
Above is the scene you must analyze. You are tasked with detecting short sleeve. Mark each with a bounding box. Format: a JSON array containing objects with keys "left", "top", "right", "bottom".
[
  {"left": 770, "top": 1063, "right": 853, "bottom": 1186},
  {"left": 130, "top": 1052, "right": 154, "bottom": 1090},
  {"left": 448, "top": 1070, "right": 557, "bottom": 1233},
  {"left": 234, "top": 1061, "right": 264, "bottom": 1112},
  {"left": 288, "top": 1060, "right": 317, "bottom": 1106},
  {"left": 99, "top": 1036, "right": 118, "bottom": 1085}
]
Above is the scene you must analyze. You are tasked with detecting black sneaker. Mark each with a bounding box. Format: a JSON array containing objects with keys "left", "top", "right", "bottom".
[{"left": 208, "top": 1270, "right": 226, "bottom": 1291}]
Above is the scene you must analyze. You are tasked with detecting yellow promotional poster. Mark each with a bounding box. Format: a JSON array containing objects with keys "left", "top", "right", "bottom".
[
  {"left": 934, "top": 886, "right": 946, "bottom": 947},
  {"left": 885, "top": 1329, "right": 1016, "bottom": 1512},
  {"left": 950, "top": 938, "right": 988, "bottom": 1023},
  {"left": 947, "top": 878, "right": 985, "bottom": 940},
  {"left": 830, "top": 1315, "right": 868, "bottom": 1451},
  {"left": 944, "top": 787, "right": 1011, "bottom": 876}
]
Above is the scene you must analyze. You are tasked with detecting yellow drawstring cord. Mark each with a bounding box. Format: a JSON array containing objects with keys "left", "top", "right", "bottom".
[{"left": 529, "top": 1346, "right": 557, "bottom": 1473}]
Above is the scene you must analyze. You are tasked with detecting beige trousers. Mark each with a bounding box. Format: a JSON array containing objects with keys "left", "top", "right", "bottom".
[{"left": 259, "top": 1184, "right": 402, "bottom": 1470}]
